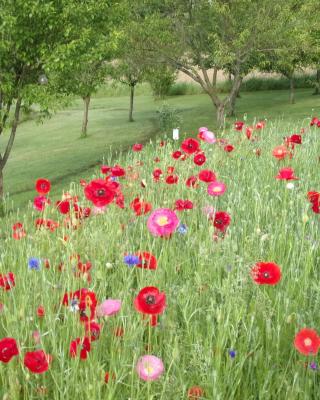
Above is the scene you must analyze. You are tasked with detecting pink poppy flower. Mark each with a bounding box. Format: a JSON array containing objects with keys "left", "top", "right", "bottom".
[
  {"left": 147, "top": 208, "right": 179, "bottom": 237},
  {"left": 33, "top": 196, "right": 50, "bottom": 211},
  {"left": 136, "top": 355, "right": 164, "bottom": 381},
  {"left": 198, "top": 128, "right": 216, "bottom": 144},
  {"left": 96, "top": 299, "right": 122, "bottom": 317},
  {"left": 207, "top": 181, "right": 226, "bottom": 197}
]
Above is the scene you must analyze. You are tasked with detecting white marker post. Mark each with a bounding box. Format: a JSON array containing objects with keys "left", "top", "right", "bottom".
[{"left": 173, "top": 128, "right": 179, "bottom": 140}]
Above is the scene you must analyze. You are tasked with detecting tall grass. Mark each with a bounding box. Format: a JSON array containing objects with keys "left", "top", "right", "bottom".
[{"left": 0, "top": 118, "right": 319, "bottom": 399}]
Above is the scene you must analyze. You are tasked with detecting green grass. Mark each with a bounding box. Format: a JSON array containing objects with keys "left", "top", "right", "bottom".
[
  {"left": 0, "top": 88, "right": 320, "bottom": 211},
  {"left": 0, "top": 115, "right": 319, "bottom": 399}
]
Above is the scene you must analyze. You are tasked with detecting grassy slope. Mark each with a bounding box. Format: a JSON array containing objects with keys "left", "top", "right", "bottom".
[{"left": 1, "top": 88, "right": 320, "bottom": 210}]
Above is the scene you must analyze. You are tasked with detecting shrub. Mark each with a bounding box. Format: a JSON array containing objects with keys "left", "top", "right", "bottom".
[{"left": 157, "top": 103, "right": 182, "bottom": 132}]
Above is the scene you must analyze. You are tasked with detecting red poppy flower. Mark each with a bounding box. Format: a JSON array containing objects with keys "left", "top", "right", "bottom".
[
  {"left": 224, "top": 144, "right": 234, "bottom": 153},
  {"left": 37, "top": 306, "right": 45, "bottom": 317},
  {"left": 186, "top": 176, "right": 198, "bottom": 188},
  {"left": 84, "top": 179, "right": 116, "bottom": 207},
  {"left": 0, "top": 338, "right": 19, "bottom": 363},
  {"left": 275, "top": 167, "right": 298, "bottom": 180},
  {"left": 35, "top": 218, "right": 59, "bottom": 232},
  {"left": 70, "top": 337, "right": 91, "bottom": 360},
  {"left": 0, "top": 272, "right": 15, "bottom": 291},
  {"left": 181, "top": 138, "right": 200, "bottom": 154},
  {"left": 12, "top": 222, "right": 26, "bottom": 240},
  {"left": 234, "top": 121, "right": 244, "bottom": 131},
  {"left": 188, "top": 386, "right": 204, "bottom": 399},
  {"left": 287, "top": 134, "right": 302, "bottom": 145},
  {"left": 246, "top": 127, "right": 254, "bottom": 140},
  {"left": 193, "top": 153, "right": 206, "bottom": 166},
  {"left": 134, "top": 286, "right": 166, "bottom": 315},
  {"left": 105, "top": 371, "right": 116, "bottom": 383},
  {"left": 63, "top": 289, "right": 97, "bottom": 322},
  {"left": 213, "top": 211, "right": 231, "bottom": 232},
  {"left": 56, "top": 200, "right": 70, "bottom": 214},
  {"left": 130, "top": 197, "right": 152, "bottom": 216},
  {"left": 154, "top": 157, "right": 160, "bottom": 162},
  {"left": 294, "top": 329, "right": 320, "bottom": 356},
  {"left": 167, "top": 166, "right": 175, "bottom": 174},
  {"left": 307, "top": 191, "right": 320, "bottom": 213},
  {"left": 135, "top": 252, "right": 157, "bottom": 270},
  {"left": 172, "top": 150, "right": 182, "bottom": 159},
  {"left": 251, "top": 262, "right": 281, "bottom": 285},
  {"left": 132, "top": 143, "right": 143, "bottom": 152},
  {"left": 153, "top": 168, "right": 163, "bottom": 181},
  {"left": 255, "top": 121, "right": 265, "bottom": 129},
  {"left": 24, "top": 350, "right": 51, "bottom": 374},
  {"left": 85, "top": 321, "right": 101, "bottom": 341},
  {"left": 111, "top": 165, "right": 125, "bottom": 177},
  {"left": 272, "top": 145, "right": 288, "bottom": 160},
  {"left": 35, "top": 178, "right": 51, "bottom": 195},
  {"left": 100, "top": 165, "right": 111, "bottom": 174},
  {"left": 73, "top": 204, "right": 91, "bottom": 219},
  {"left": 198, "top": 170, "right": 216, "bottom": 183},
  {"left": 174, "top": 199, "right": 193, "bottom": 211},
  {"left": 166, "top": 175, "right": 179, "bottom": 184},
  {"left": 310, "top": 117, "right": 319, "bottom": 126}
]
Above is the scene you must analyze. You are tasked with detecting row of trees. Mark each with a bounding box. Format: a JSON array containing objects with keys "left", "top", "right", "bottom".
[{"left": 0, "top": 0, "right": 319, "bottom": 201}]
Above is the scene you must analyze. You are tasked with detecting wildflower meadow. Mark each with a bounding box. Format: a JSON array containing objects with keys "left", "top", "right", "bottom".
[{"left": 0, "top": 117, "right": 320, "bottom": 399}]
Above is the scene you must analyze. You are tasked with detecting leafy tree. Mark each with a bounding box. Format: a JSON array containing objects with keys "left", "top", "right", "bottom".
[
  {"left": 46, "top": 1, "right": 122, "bottom": 137},
  {"left": 258, "top": 2, "right": 308, "bottom": 104},
  {"left": 300, "top": 0, "right": 320, "bottom": 95},
  {"left": 109, "top": 57, "right": 146, "bottom": 123},
  {"left": 0, "top": 0, "right": 69, "bottom": 206},
  {"left": 129, "top": 0, "right": 296, "bottom": 127}
]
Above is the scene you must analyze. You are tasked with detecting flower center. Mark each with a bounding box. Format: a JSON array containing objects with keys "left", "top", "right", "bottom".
[
  {"left": 304, "top": 338, "right": 312, "bottom": 347},
  {"left": 212, "top": 186, "right": 222, "bottom": 192},
  {"left": 145, "top": 295, "right": 156, "bottom": 305},
  {"left": 157, "top": 216, "right": 169, "bottom": 226},
  {"left": 263, "top": 272, "right": 270, "bottom": 278},
  {"left": 97, "top": 189, "right": 105, "bottom": 196},
  {"left": 144, "top": 362, "right": 154, "bottom": 375}
]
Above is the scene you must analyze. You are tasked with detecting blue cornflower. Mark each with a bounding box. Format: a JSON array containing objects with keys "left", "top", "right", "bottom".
[
  {"left": 111, "top": 176, "right": 119, "bottom": 182},
  {"left": 123, "top": 254, "right": 140, "bottom": 267},
  {"left": 28, "top": 257, "right": 41, "bottom": 271},
  {"left": 177, "top": 223, "right": 188, "bottom": 235},
  {"left": 309, "top": 362, "right": 317, "bottom": 371},
  {"left": 229, "top": 350, "right": 236, "bottom": 359}
]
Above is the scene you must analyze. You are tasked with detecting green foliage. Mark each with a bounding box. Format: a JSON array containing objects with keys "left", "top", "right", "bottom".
[
  {"left": 147, "top": 65, "right": 177, "bottom": 98},
  {"left": 157, "top": 103, "right": 182, "bottom": 132}
]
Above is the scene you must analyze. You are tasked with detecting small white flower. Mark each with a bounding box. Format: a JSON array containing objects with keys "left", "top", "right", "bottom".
[
  {"left": 105, "top": 262, "right": 113, "bottom": 269},
  {"left": 286, "top": 182, "right": 294, "bottom": 190}
]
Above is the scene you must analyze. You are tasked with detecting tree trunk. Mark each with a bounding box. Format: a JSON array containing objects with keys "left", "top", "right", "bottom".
[
  {"left": 289, "top": 77, "right": 295, "bottom": 104},
  {"left": 313, "top": 69, "right": 320, "bottom": 95},
  {"left": 129, "top": 84, "right": 135, "bottom": 122},
  {"left": 0, "top": 168, "right": 3, "bottom": 199},
  {"left": 81, "top": 95, "right": 90, "bottom": 138},
  {"left": 0, "top": 97, "right": 22, "bottom": 215},
  {"left": 227, "top": 76, "right": 243, "bottom": 117},
  {"left": 216, "top": 103, "right": 226, "bottom": 128},
  {"left": 0, "top": 168, "right": 3, "bottom": 217}
]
